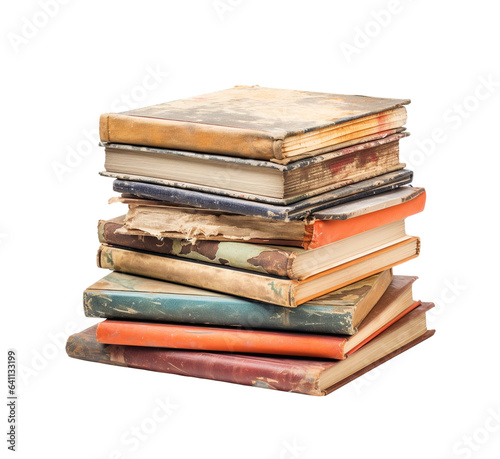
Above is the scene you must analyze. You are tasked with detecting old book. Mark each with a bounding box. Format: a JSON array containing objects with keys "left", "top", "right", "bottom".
[
  {"left": 101, "top": 132, "right": 406, "bottom": 203},
  {"left": 104, "top": 186, "right": 425, "bottom": 249},
  {"left": 99, "top": 219, "right": 409, "bottom": 280},
  {"left": 96, "top": 237, "right": 420, "bottom": 307},
  {"left": 66, "top": 303, "right": 434, "bottom": 396},
  {"left": 84, "top": 270, "right": 394, "bottom": 335},
  {"left": 99, "top": 86, "right": 409, "bottom": 162},
  {"left": 112, "top": 168, "right": 414, "bottom": 221},
  {"left": 95, "top": 275, "right": 418, "bottom": 359}
]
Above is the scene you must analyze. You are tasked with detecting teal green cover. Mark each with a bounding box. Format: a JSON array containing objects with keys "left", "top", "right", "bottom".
[{"left": 83, "top": 272, "right": 390, "bottom": 335}]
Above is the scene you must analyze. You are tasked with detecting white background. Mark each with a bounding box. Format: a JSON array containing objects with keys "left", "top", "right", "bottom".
[{"left": 2, "top": 1, "right": 500, "bottom": 458}]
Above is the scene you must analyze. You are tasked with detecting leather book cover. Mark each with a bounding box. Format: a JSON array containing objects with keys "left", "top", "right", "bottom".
[
  {"left": 99, "top": 86, "right": 409, "bottom": 161},
  {"left": 112, "top": 168, "right": 413, "bottom": 221}
]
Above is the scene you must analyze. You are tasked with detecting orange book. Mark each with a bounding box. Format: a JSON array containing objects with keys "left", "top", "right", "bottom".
[
  {"left": 305, "top": 188, "right": 426, "bottom": 249},
  {"left": 106, "top": 187, "right": 425, "bottom": 250},
  {"left": 96, "top": 276, "right": 419, "bottom": 359}
]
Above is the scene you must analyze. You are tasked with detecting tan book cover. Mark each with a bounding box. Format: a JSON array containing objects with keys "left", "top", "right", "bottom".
[{"left": 100, "top": 86, "right": 409, "bottom": 161}]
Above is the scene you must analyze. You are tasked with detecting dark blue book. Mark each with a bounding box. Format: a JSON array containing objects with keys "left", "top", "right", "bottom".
[{"left": 112, "top": 169, "right": 413, "bottom": 221}]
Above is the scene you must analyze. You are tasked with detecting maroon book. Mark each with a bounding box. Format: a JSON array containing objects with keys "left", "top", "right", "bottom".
[{"left": 66, "top": 304, "right": 434, "bottom": 396}]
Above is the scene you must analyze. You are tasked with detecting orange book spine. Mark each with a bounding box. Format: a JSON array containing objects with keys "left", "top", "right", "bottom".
[
  {"left": 96, "top": 321, "right": 348, "bottom": 359},
  {"left": 305, "top": 191, "right": 426, "bottom": 249}
]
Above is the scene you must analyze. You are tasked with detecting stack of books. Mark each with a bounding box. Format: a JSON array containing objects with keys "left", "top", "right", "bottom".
[{"left": 66, "top": 86, "right": 435, "bottom": 396}]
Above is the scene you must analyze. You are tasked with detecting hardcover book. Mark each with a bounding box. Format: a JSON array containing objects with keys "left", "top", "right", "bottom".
[
  {"left": 94, "top": 275, "right": 419, "bottom": 359},
  {"left": 99, "top": 86, "right": 409, "bottom": 162},
  {"left": 84, "top": 270, "right": 394, "bottom": 335},
  {"left": 99, "top": 220, "right": 409, "bottom": 280},
  {"left": 101, "top": 132, "right": 407, "bottom": 203},
  {"left": 106, "top": 186, "right": 425, "bottom": 248},
  {"left": 112, "top": 168, "right": 414, "bottom": 221},
  {"left": 96, "top": 237, "right": 420, "bottom": 307},
  {"left": 67, "top": 303, "right": 434, "bottom": 396}
]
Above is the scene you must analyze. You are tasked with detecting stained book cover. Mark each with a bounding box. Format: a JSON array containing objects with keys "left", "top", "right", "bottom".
[
  {"left": 101, "top": 132, "right": 407, "bottom": 204},
  {"left": 112, "top": 168, "right": 413, "bottom": 221},
  {"left": 84, "top": 270, "right": 393, "bottom": 335},
  {"left": 106, "top": 187, "right": 425, "bottom": 249},
  {"left": 99, "top": 86, "right": 409, "bottom": 161},
  {"left": 98, "top": 217, "right": 408, "bottom": 280},
  {"left": 94, "top": 275, "right": 418, "bottom": 359},
  {"left": 96, "top": 238, "right": 420, "bottom": 307},
  {"left": 67, "top": 304, "right": 434, "bottom": 396}
]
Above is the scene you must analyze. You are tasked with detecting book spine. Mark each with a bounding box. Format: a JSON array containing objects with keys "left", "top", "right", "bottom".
[
  {"left": 97, "top": 245, "right": 298, "bottom": 307},
  {"left": 99, "top": 220, "right": 295, "bottom": 278},
  {"left": 99, "top": 113, "right": 284, "bottom": 160},
  {"left": 84, "top": 290, "right": 357, "bottom": 335},
  {"left": 66, "top": 326, "right": 325, "bottom": 396},
  {"left": 96, "top": 320, "right": 348, "bottom": 359}
]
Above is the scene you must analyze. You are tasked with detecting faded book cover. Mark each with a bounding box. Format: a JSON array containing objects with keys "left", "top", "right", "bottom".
[
  {"left": 112, "top": 168, "right": 414, "bottom": 221},
  {"left": 95, "top": 238, "right": 420, "bottom": 307},
  {"left": 67, "top": 304, "right": 434, "bottom": 396},
  {"left": 84, "top": 270, "right": 394, "bottom": 335},
  {"left": 100, "top": 86, "right": 409, "bottom": 161},
  {"left": 104, "top": 186, "right": 425, "bottom": 249},
  {"left": 101, "top": 132, "right": 407, "bottom": 203},
  {"left": 93, "top": 274, "right": 418, "bottom": 359}
]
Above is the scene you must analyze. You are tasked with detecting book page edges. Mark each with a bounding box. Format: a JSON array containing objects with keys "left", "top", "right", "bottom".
[
  {"left": 296, "top": 237, "right": 420, "bottom": 305},
  {"left": 322, "top": 329, "right": 435, "bottom": 395},
  {"left": 346, "top": 300, "right": 421, "bottom": 356}
]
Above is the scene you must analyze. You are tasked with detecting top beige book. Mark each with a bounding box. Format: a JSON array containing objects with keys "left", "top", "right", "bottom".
[{"left": 100, "top": 86, "right": 410, "bottom": 162}]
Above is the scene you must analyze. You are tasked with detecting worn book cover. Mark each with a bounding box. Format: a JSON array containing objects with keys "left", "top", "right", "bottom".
[
  {"left": 101, "top": 132, "right": 407, "bottom": 203},
  {"left": 104, "top": 186, "right": 425, "bottom": 249},
  {"left": 94, "top": 275, "right": 419, "bottom": 359},
  {"left": 96, "top": 237, "right": 420, "bottom": 307},
  {"left": 98, "top": 219, "right": 409, "bottom": 280},
  {"left": 84, "top": 270, "right": 394, "bottom": 335},
  {"left": 112, "top": 168, "right": 413, "bottom": 221},
  {"left": 67, "top": 304, "right": 434, "bottom": 396},
  {"left": 100, "top": 86, "right": 409, "bottom": 162}
]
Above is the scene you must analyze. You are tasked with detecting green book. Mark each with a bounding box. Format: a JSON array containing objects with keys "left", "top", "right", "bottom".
[{"left": 84, "top": 270, "right": 394, "bottom": 335}]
